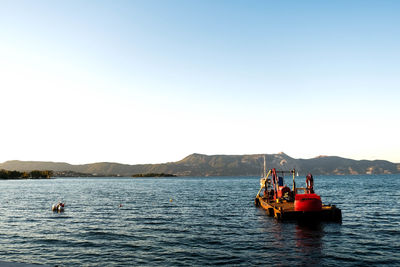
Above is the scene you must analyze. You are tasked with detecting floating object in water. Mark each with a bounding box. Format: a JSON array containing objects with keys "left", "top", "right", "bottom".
[
  {"left": 52, "top": 202, "right": 65, "bottom": 212},
  {"left": 169, "top": 198, "right": 173, "bottom": 202},
  {"left": 119, "top": 204, "right": 123, "bottom": 208},
  {"left": 254, "top": 167, "right": 341, "bottom": 222}
]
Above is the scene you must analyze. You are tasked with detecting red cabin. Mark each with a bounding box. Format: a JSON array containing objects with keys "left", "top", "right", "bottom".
[{"left": 294, "top": 193, "right": 322, "bottom": 212}]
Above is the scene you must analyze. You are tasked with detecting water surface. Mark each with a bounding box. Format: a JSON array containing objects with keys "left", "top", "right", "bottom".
[{"left": 0, "top": 175, "right": 399, "bottom": 266}]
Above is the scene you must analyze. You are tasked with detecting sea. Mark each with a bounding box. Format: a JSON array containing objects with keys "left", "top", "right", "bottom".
[{"left": 0, "top": 174, "right": 399, "bottom": 266}]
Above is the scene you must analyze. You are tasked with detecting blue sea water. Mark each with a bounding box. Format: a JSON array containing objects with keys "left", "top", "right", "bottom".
[{"left": 0, "top": 175, "right": 399, "bottom": 266}]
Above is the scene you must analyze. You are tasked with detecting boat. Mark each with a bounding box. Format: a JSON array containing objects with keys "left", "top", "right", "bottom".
[{"left": 254, "top": 162, "right": 341, "bottom": 222}]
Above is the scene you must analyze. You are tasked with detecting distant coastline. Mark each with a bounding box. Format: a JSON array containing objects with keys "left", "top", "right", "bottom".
[
  {"left": 0, "top": 153, "right": 399, "bottom": 177},
  {"left": 0, "top": 169, "right": 53, "bottom": 179},
  {"left": 132, "top": 173, "right": 177, "bottom": 178}
]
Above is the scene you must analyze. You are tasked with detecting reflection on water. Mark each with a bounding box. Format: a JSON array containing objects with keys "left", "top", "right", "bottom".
[
  {"left": 256, "top": 208, "right": 324, "bottom": 266},
  {"left": 295, "top": 223, "right": 323, "bottom": 266}
]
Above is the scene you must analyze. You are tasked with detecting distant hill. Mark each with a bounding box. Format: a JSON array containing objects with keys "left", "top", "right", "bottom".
[{"left": 0, "top": 153, "right": 399, "bottom": 177}]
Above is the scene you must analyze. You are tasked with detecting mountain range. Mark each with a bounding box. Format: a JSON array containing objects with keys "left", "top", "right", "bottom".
[{"left": 1, "top": 153, "right": 399, "bottom": 177}]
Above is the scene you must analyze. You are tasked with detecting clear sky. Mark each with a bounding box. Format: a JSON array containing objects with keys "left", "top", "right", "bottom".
[{"left": 1, "top": 0, "right": 399, "bottom": 164}]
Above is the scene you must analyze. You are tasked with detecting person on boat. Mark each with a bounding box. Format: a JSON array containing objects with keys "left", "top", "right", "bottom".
[{"left": 306, "top": 173, "right": 314, "bottom": 193}]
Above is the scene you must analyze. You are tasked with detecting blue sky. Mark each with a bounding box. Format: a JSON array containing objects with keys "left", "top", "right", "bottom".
[{"left": 1, "top": 0, "right": 399, "bottom": 164}]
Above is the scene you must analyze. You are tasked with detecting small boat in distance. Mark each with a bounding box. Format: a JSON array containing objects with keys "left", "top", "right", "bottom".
[{"left": 255, "top": 163, "right": 341, "bottom": 222}]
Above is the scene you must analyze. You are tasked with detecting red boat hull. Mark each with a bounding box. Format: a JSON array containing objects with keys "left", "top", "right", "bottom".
[{"left": 294, "top": 193, "right": 322, "bottom": 212}]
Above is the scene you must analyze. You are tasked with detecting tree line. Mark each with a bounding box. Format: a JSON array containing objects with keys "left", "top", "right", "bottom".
[
  {"left": 0, "top": 169, "right": 53, "bottom": 179},
  {"left": 132, "top": 173, "right": 177, "bottom": 177}
]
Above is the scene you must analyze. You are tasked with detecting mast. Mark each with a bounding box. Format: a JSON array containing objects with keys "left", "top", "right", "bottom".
[
  {"left": 263, "top": 155, "right": 267, "bottom": 178},
  {"left": 292, "top": 168, "right": 296, "bottom": 194}
]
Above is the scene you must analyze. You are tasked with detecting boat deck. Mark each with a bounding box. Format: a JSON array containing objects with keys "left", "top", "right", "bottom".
[{"left": 256, "top": 196, "right": 342, "bottom": 222}]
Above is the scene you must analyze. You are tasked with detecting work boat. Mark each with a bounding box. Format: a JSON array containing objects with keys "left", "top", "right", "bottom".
[{"left": 254, "top": 168, "right": 342, "bottom": 222}]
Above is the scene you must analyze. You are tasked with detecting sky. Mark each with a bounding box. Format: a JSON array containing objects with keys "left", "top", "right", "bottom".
[{"left": 0, "top": 0, "right": 399, "bottom": 164}]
